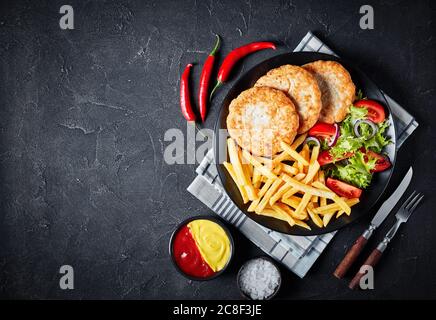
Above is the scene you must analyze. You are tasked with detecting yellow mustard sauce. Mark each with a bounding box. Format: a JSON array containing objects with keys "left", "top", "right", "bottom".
[{"left": 187, "top": 219, "right": 231, "bottom": 272}]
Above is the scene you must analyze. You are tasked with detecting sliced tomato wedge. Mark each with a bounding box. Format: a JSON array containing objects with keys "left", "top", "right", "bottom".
[
  {"left": 365, "top": 150, "right": 391, "bottom": 172},
  {"left": 354, "top": 99, "right": 386, "bottom": 123},
  {"left": 318, "top": 150, "right": 335, "bottom": 166},
  {"left": 309, "top": 122, "right": 336, "bottom": 138},
  {"left": 318, "top": 150, "right": 353, "bottom": 166},
  {"left": 326, "top": 178, "right": 362, "bottom": 199}
]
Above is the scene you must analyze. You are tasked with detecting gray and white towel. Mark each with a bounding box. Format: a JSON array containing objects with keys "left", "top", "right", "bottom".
[{"left": 187, "top": 32, "right": 418, "bottom": 278}]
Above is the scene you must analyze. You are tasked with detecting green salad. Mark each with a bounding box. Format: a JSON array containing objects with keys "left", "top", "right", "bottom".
[
  {"left": 310, "top": 98, "right": 392, "bottom": 191},
  {"left": 326, "top": 106, "right": 391, "bottom": 188}
]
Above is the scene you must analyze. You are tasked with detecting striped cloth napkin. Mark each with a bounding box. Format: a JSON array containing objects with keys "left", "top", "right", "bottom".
[{"left": 187, "top": 32, "right": 418, "bottom": 278}]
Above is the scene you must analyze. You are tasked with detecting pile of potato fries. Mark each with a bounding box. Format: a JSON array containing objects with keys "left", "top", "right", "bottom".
[{"left": 223, "top": 134, "right": 360, "bottom": 230}]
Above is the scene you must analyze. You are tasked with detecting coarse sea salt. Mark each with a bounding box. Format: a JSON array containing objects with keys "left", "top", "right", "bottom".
[{"left": 238, "top": 258, "right": 281, "bottom": 300}]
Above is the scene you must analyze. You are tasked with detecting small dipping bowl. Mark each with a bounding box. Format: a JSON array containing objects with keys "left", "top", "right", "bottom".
[
  {"left": 237, "top": 256, "right": 282, "bottom": 300},
  {"left": 169, "top": 216, "right": 234, "bottom": 281}
]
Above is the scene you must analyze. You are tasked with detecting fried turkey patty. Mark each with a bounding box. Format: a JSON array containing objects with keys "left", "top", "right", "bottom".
[
  {"left": 303, "top": 60, "right": 356, "bottom": 123},
  {"left": 254, "top": 64, "right": 322, "bottom": 133},
  {"left": 226, "top": 87, "right": 299, "bottom": 156}
]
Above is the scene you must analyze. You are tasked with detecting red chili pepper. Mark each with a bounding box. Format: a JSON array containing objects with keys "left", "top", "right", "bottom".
[
  {"left": 180, "top": 63, "right": 196, "bottom": 122},
  {"left": 198, "top": 34, "right": 220, "bottom": 122},
  {"left": 210, "top": 41, "right": 276, "bottom": 99}
]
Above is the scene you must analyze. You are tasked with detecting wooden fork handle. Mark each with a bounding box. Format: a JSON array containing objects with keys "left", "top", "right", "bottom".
[
  {"left": 333, "top": 235, "right": 368, "bottom": 279},
  {"left": 349, "top": 248, "right": 383, "bottom": 289}
]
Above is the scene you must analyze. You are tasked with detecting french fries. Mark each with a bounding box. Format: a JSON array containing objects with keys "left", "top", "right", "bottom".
[
  {"left": 223, "top": 162, "right": 249, "bottom": 204},
  {"left": 247, "top": 177, "right": 274, "bottom": 212},
  {"left": 280, "top": 141, "right": 309, "bottom": 166},
  {"left": 271, "top": 204, "right": 296, "bottom": 226},
  {"left": 242, "top": 149, "right": 277, "bottom": 180},
  {"left": 307, "top": 204, "right": 323, "bottom": 228},
  {"left": 293, "top": 193, "right": 311, "bottom": 219},
  {"left": 281, "top": 195, "right": 301, "bottom": 209},
  {"left": 281, "top": 163, "right": 298, "bottom": 175},
  {"left": 282, "top": 174, "right": 335, "bottom": 198},
  {"left": 318, "top": 170, "right": 327, "bottom": 207},
  {"left": 256, "top": 177, "right": 283, "bottom": 213},
  {"left": 252, "top": 168, "right": 262, "bottom": 189},
  {"left": 241, "top": 160, "right": 258, "bottom": 201},
  {"left": 303, "top": 145, "right": 320, "bottom": 184},
  {"left": 224, "top": 137, "right": 361, "bottom": 229},
  {"left": 269, "top": 173, "right": 305, "bottom": 206},
  {"left": 227, "top": 138, "right": 248, "bottom": 186},
  {"left": 313, "top": 198, "right": 360, "bottom": 214},
  {"left": 256, "top": 207, "right": 294, "bottom": 226},
  {"left": 323, "top": 212, "right": 335, "bottom": 227}
]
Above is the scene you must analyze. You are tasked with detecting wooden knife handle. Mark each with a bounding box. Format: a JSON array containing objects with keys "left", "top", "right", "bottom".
[
  {"left": 333, "top": 235, "right": 368, "bottom": 279},
  {"left": 349, "top": 248, "right": 383, "bottom": 289}
]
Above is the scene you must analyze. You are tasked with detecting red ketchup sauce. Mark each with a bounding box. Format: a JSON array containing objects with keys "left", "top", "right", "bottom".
[{"left": 173, "top": 225, "right": 215, "bottom": 278}]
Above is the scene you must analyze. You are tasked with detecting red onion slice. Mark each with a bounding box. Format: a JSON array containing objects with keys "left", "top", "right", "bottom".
[
  {"left": 304, "top": 136, "right": 320, "bottom": 148},
  {"left": 353, "top": 119, "right": 378, "bottom": 139},
  {"left": 328, "top": 123, "right": 340, "bottom": 147}
]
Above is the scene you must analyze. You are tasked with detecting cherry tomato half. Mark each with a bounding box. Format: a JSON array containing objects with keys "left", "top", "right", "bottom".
[
  {"left": 309, "top": 122, "right": 337, "bottom": 138},
  {"left": 365, "top": 150, "right": 391, "bottom": 172},
  {"left": 318, "top": 150, "right": 353, "bottom": 166},
  {"left": 326, "top": 178, "right": 362, "bottom": 199},
  {"left": 354, "top": 99, "right": 386, "bottom": 123}
]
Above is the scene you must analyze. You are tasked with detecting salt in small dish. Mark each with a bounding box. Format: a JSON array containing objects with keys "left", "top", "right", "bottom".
[{"left": 237, "top": 256, "right": 282, "bottom": 300}]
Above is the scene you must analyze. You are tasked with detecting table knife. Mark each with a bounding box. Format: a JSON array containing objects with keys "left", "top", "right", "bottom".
[{"left": 333, "top": 166, "right": 413, "bottom": 279}]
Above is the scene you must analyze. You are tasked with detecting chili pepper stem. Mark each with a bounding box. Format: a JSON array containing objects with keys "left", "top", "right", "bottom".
[
  {"left": 195, "top": 122, "right": 207, "bottom": 139},
  {"left": 209, "top": 81, "right": 223, "bottom": 101},
  {"left": 210, "top": 34, "right": 221, "bottom": 56},
  {"left": 206, "top": 35, "right": 221, "bottom": 103}
]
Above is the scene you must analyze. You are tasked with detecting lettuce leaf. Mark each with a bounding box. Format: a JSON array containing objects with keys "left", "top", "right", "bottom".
[
  {"left": 329, "top": 151, "right": 377, "bottom": 188},
  {"left": 330, "top": 106, "right": 367, "bottom": 159},
  {"left": 349, "top": 105, "right": 368, "bottom": 122},
  {"left": 330, "top": 136, "right": 361, "bottom": 158},
  {"left": 356, "top": 89, "right": 365, "bottom": 101},
  {"left": 363, "top": 120, "right": 391, "bottom": 153},
  {"left": 329, "top": 106, "right": 391, "bottom": 159}
]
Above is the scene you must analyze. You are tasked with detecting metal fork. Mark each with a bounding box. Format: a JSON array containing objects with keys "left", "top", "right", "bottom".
[
  {"left": 349, "top": 191, "right": 424, "bottom": 289},
  {"left": 376, "top": 191, "right": 424, "bottom": 253}
]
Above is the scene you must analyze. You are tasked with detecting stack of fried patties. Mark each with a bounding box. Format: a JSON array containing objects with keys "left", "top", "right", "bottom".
[{"left": 227, "top": 61, "right": 356, "bottom": 157}]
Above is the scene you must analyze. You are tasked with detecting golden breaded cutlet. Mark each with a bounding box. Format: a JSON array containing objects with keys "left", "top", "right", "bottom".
[
  {"left": 303, "top": 60, "right": 356, "bottom": 123},
  {"left": 254, "top": 64, "right": 322, "bottom": 133},
  {"left": 226, "top": 87, "right": 299, "bottom": 157}
]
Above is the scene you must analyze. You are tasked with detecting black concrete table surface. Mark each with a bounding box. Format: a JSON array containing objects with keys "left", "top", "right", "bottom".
[{"left": 1, "top": 0, "right": 435, "bottom": 299}]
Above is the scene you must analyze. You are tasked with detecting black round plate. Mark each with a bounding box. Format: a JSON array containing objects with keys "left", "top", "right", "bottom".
[{"left": 214, "top": 52, "right": 397, "bottom": 236}]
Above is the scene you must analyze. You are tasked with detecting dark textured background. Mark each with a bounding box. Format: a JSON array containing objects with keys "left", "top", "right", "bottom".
[{"left": 0, "top": 0, "right": 435, "bottom": 299}]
